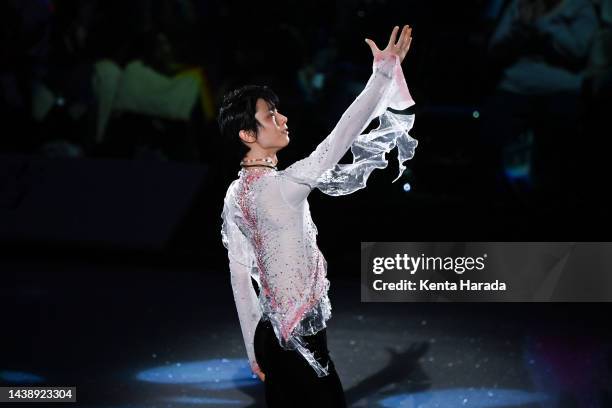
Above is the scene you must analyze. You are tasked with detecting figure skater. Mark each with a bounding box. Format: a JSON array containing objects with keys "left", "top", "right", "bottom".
[{"left": 219, "top": 24, "right": 416, "bottom": 407}]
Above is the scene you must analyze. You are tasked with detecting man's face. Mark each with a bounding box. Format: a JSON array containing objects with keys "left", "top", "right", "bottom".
[{"left": 252, "top": 98, "right": 290, "bottom": 150}]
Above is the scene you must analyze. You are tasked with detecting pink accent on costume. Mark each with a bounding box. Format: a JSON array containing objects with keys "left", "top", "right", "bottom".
[{"left": 222, "top": 51, "right": 417, "bottom": 377}]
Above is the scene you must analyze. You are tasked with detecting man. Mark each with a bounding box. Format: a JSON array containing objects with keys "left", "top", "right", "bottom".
[{"left": 219, "top": 25, "right": 415, "bottom": 406}]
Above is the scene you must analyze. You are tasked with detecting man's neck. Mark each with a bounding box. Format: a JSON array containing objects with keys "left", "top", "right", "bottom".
[{"left": 244, "top": 151, "right": 278, "bottom": 166}]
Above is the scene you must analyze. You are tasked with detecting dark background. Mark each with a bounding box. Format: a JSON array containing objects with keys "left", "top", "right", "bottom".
[
  {"left": 2, "top": 0, "right": 610, "bottom": 266},
  {"left": 0, "top": 0, "right": 612, "bottom": 404}
]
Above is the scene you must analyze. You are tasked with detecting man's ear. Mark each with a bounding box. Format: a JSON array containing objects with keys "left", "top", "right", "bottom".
[{"left": 239, "top": 130, "right": 257, "bottom": 144}]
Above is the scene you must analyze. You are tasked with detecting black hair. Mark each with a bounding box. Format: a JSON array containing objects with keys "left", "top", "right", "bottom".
[{"left": 217, "top": 85, "right": 279, "bottom": 158}]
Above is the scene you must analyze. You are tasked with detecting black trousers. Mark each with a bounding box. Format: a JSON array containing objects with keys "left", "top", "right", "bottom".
[{"left": 254, "top": 318, "right": 347, "bottom": 408}]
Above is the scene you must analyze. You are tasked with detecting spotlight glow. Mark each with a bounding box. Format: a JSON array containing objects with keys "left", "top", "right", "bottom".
[
  {"left": 162, "top": 396, "right": 243, "bottom": 405},
  {"left": 504, "top": 164, "right": 530, "bottom": 180},
  {"left": 0, "top": 370, "right": 45, "bottom": 384},
  {"left": 378, "top": 388, "right": 549, "bottom": 407},
  {"left": 136, "top": 359, "right": 259, "bottom": 390}
]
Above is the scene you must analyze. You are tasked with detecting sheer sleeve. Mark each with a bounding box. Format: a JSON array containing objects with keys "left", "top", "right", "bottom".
[
  {"left": 221, "top": 185, "right": 262, "bottom": 374},
  {"left": 279, "top": 52, "right": 417, "bottom": 207},
  {"left": 229, "top": 256, "right": 262, "bottom": 374}
]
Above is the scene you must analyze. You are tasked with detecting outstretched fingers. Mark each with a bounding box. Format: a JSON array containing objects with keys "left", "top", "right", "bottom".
[
  {"left": 396, "top": 25, "right": 412, "bottom": 49},
  {"left": 387, "top": 26, "right": 400, "bottom": 49},
  {"left": 365, "top": 38, "right": 380, "bottom": 54},
  {"left": 366, "top": 24, "right": 413, "bottom": 60}
]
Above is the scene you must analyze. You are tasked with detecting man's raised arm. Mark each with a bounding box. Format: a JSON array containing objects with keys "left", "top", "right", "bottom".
[{"left": 280, "top": 25, "right": 414, "bottom": 207}]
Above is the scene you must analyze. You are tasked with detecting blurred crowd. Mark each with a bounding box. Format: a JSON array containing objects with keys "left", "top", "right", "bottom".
[{"left": 0, "top": 0, "right": 610, "bottom": 207}]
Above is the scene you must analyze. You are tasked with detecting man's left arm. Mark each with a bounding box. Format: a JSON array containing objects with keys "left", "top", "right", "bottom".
[{"left": 280, "top": 26, "right": 415, "bottom": 207}]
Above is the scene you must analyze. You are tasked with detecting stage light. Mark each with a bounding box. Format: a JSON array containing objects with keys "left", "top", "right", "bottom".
[
  {"left": 0, "top": 370, "right": 45, "bottom": 384},
  {"left": 136, "top": 358, "right": 259, "bottom": 390},
  {"left": 378, "top": 388, "right": 548, "bottom": 407},
  {"left": 504, "top": 164, "right": 530, "bottom": 180},
  {"left": 161, "top": 396, "right": 243, "bottom": 405}
]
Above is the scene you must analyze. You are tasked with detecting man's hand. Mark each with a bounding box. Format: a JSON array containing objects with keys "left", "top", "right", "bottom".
[
  {"left": 253, "top": 364, "right": 266, "bottom": 382},
  {"left": 365, "top": 25, "right": 413, "bottom": 64}
]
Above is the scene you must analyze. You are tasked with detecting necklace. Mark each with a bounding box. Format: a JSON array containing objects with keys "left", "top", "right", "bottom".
[
  {"left": 240, "top": 157, "right": 277, "bottom": 170},
  {"left": 241, "top": 164, "right": 278, "bottom": 170}
]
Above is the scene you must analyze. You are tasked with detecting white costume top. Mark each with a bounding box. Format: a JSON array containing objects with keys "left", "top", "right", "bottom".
[{"left": 221, "top": 52, "right": 417, "bottom": 377}]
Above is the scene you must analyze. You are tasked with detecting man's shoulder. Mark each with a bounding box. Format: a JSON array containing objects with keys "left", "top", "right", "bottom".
[{"left": 222, "top": 178, "right": 240, "bottom": 202}]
